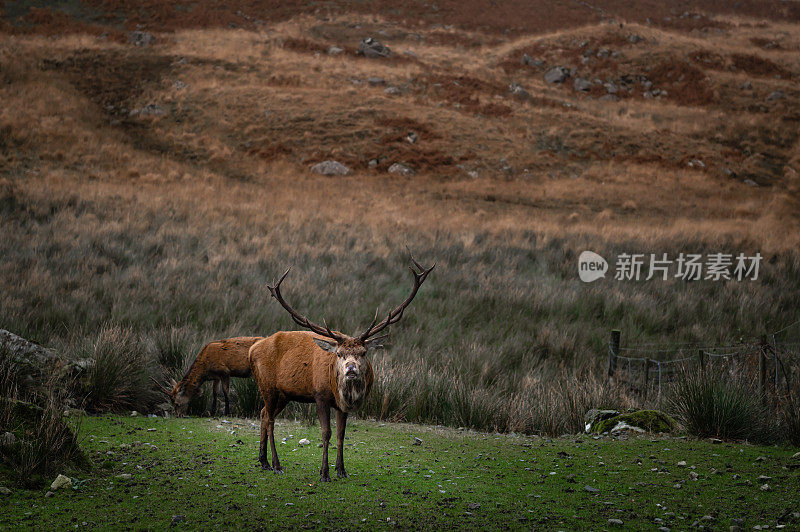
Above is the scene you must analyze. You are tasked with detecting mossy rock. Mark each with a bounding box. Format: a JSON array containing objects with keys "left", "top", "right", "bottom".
[
  {"left": 584, "top": 409, "right": 620, "bottom": 432},
  {"left": 594, "top": 409, "right": 678, "bottom": 434}
]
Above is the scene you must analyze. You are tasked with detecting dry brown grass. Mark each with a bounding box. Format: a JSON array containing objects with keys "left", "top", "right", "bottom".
[
  {"left": 1, "top": 5, "right": 800, "bottom": 434},
  {"left": 3, "top": 12, "right": 799, "bottom": 250}
]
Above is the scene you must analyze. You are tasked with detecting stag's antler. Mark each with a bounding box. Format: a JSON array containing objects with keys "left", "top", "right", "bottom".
[
  {"left": 359, "top": 255, "right": 435, "bottom": 341},
  {"left": 268, "top": 268, "right": 346, "bottom": 343}
]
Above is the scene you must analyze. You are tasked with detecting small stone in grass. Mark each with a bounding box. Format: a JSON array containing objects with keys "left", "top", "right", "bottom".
[
  {"left": 676, "top": 460, "right": 687, "bottom": 467},
  {"left": 608, "top": 518, "right": 623, "bottom": 526},
  {"left": 760, "top": 483, "right": 770, "bottom": 491}
]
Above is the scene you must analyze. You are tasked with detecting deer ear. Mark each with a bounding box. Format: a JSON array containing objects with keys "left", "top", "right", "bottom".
[
  {"left": 313, "top": 338, "right": 338, "bottom": 352},
  {"left": 365, "top": 335, "right": 388, "bottom": 350}
]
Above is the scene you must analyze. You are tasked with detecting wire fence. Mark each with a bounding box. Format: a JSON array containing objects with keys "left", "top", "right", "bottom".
[{"left": 606, "top": 319, "right": 800, "bottom": 400}]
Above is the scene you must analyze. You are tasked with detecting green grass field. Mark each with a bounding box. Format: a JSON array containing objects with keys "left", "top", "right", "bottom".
[{"left": 2, "top": 415, "right": 797, "bottom": 530}]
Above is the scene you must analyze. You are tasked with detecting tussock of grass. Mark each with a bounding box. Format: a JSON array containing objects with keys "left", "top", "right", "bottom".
[
  {"left": 76, "top": 326, "right": 161, "bottom": 414},
  {"left": 668, "top": 370, "right": 776, "bottom": 442}
]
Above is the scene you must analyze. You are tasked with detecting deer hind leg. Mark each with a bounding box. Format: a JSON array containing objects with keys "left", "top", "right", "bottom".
[
  {"left": 221, "top": 376, "right": 231, "bottom": 416},
  {"left": 258, "top": 406, "right": 270, "bottom": 469},
  {"left": 335, "top": 410, "right": 348, "bottom": 478},
  {"left": 316, "top": 399, "right": 332, "bottom": 482},
  {"left": 267, "top": 396, "right": 288, "bottom": 474},
  {"left": 211, "top": 379, "right": 219, "bottom": 416}
]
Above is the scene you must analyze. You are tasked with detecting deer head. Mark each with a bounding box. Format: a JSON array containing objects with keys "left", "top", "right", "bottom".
[
  {"left": 266, "top": 255, "right": 434, "bottom": 382},
  {"left": 152, "top": 377, "right": 189, "bottom": 416}
]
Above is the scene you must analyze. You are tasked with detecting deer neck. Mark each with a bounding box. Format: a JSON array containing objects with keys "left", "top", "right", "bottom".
[{"left": 178, "top": 363, "right": 206, "bottom": 399}]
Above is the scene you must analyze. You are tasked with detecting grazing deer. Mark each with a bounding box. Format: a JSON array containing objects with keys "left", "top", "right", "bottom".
[
  {"left": 250, "top": 257, "right": 434, "bottom": 481},
  {"left": 155, "top": 336, "right": 264, "bottom": 417}
]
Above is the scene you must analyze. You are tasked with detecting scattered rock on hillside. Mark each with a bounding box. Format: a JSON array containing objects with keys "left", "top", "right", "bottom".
[
  {"left": 405, "top": 132, "right": 418, "bottom": 144},
  {"left": 608, "top": 519, "right": 623, "bottom": 526},
  {"left": 298, "top": 438, "right": 310, "bottom": 446},
  {"left": 368, "top": 77, "right": 385, "bottom": 86},
  {"left": 388, "top": 163, "right": 415, "bottom": 176},
  {"left": 358, "top": 37, "right": 391, "bottom": 58},
  {"left": 628, "top": 34, "right": 643, "bottom": 44},
  {"left": 173, "top": 81, "right": 188, "bottom": 90},
  {"left": 50, "top": 474, "right": 72, "bottom": 491},
  {"left": 412, "top": 437, "right": 423, "bottom": 445},
  {"left": 384, "top": 86, "right": 402, "bottom": 95},
  {"left": 130, "top": 104, "right": 166, "bottom": 117},
  {"left": 0, "top": 487, "right": 10, "bottom": 496},
  {"left": 573, "top": 77, "right": 592, "bottom": 92},
  {"left": 743, "top": 179, "right": 759, "bottom": 187},
  {"left": 45, "top": 491, "right": 54, "bottom": 498},
  {"left": 584, "top": 485, "right": 599, "bottom": 493},
  {"left": 327, "top": 46, "right": 344, "bottom": 56},
  {"left": 509, "top": 82, "right": 531, "bottom": 99},
  {"left": 766, "top": 90, "right": 786, "bottom": 101},
  {"left": 545, "top": 67, "right": 570, "bottom": 84},
  {"left": 739, "top": 81, "right": 753, "bottom": 90},
  {"left": 311, "top": 160, "right": 351, "bottom": 176},
  {"left": 129, "top": 31, "right": 155, "bottom": 47},
  {"left": 603, "top": 82, "right": 618, "bottom": 94},
  {"left": 599, "top": 94, "right": 619, "bottom": 102},
  {"left": 521, "top": 54, "right": 545, "bottom": 67}
]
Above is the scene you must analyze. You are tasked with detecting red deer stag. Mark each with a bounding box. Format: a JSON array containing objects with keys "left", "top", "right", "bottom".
[
  {"left": 156, "top": 337, "right": 264, "bottom": 417},
  {"left": 250, "top": 257, "right": 434, "bottom": 481}
]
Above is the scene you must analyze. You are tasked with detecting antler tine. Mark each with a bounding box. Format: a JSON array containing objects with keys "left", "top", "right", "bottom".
[
  {"left": 151, "top": 377, "right": 172, "bottom": 396},
  {"left": 267, "top": 268, "right": 345, "bottom": 343},
  {"left": 359, "top": 255, "right": 434, "bottom": 341},
  {"left": 405, "top": 245, "right": 425, "bottom": 272}
]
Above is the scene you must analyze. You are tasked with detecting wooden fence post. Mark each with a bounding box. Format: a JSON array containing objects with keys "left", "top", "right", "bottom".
[
  {"left": 698, "top": 349, "right": 705, "bottom": 376},
  {"left": 608, "top": 329, "right": 620, "bottom": 381},
  {"left": 644, "top": 358, "right": 651, "bottom": 398},
  {"left": 759, "top": 335, "right": 767, "bottom": 394}
]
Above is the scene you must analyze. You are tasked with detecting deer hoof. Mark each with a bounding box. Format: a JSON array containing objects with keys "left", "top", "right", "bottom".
[
  {"left": 336, "top": 469, "right": 348, "bottom": 479},
  {"left": 272, "top": 466, "right": 284, "bottom": 474},
  {"left": 320, "top": 474, "right": 331, "bottom": 482}
]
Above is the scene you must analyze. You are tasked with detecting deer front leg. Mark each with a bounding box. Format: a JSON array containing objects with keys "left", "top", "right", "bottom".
[
  {"left": 211, "top": 379, "right": 219, "bottom": 416},
  {"left": 268, "top": 397, "right": 288, "bottom": 474},
  {"left": 335, "top": 410, "right": 348, "bottom": 478},
  {"left": 317, "top": 400, "right": 331, "bottom": 482},
  {"left": 258, "top": 406, "right": 270, "bottom": 470},
  {"left": 221, "top": 376, "right": 231, "bottom": 416}
]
